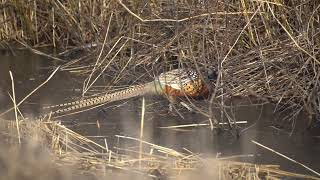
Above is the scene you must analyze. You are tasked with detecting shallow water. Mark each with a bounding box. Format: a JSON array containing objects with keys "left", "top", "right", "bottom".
[{"left": 0, "top": 50, "right": 319, "bottom": 177}]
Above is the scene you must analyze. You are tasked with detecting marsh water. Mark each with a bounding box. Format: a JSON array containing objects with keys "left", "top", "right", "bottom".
[{"left": 0, "top": 50, "right": 319, "bottom": 177}]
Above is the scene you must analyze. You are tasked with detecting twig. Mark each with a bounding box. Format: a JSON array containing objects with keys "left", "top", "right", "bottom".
[
  {"left": 139, "top": 97, "right": 145, "bottom": 169},
  {"left": 0, "top": 66, "right": 60, "bottom": 117},
  {"left": 252, "top": 140, "right": 320, "bottom": 177},
  {"left": 15, "top": 39, "right": 65, "bottom": 62},
  {"left": 117, "top": 0, "right": 260, "bottom": 23},
  {"left": 158, "top": 121, "right": 247, "bottom": 129},
  {"left": 9, "top": 71, "right": 21, "bottom": 144},
  {"left": 116, "top": 135, "right": 184, "bottom": 157},
  {"left": 83, "top": 12, "right": 113, "bottom": 94},
  {"left": 83, "top": 37, "right": 129, "bottom": 96},
  {"left": 267, "top": 3, "right": 320, "bottom": 65},
  {"left": 221, "top": 4, "right": 262, "bottom": 65}
]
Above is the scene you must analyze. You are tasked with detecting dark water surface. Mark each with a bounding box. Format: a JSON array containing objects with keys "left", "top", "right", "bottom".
[{"left": 0, "top": 50, "right": 319, "bottom": 177}]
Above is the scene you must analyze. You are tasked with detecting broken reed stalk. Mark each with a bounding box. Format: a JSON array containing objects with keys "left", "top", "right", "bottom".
[
  {"left": 0, "top": 66, "right": 60, "bottom": 117},
  {"left": 158, "top": 121, "right": 248, "bottom": 129},
  {"left": 15, "top": 40, "right": 65, "bottom": 62},
  {"left": 116, "top": 135, "right": 184, "bottom": 157},
  {"left": 267, "top": 3, "right": 320, "bottom": 65},
  {"left": 116, "top": 0, "right": 258, "bottom": 23},
  {"left": 252, "top": 140, "right": 320, "bottom": 177},
  {"left": 9, "top": 71, "right": 21, "bottom": 144},
  {"left": 81, "top": 37, "right": 129, "bottom": 96},
  {"left": 139, "top": 97, "right": 145, "bottom": 169},
  {"left": 83, "top": 12, "right": 114, "bottom": 95}
]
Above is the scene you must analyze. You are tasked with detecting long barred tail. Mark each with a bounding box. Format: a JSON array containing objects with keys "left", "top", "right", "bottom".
[
  {"left": 43, "top": 95, "right": 105, "bottom": 109},
  {"left": 42, "top": 87, "right": 137, "bottom": 110},
  {"left": 47, "top": 84, "right": 148, "bottom": 117}
]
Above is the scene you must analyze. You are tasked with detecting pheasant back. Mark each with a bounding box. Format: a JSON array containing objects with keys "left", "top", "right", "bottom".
[{"left": 156, "top": 68, "right": 209, "bottom": 98}]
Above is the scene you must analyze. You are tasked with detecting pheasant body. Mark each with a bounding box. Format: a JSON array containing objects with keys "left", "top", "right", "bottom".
[
  {"left": 157, "top": 68, "right": 209, "bottom": 98},
  {"left": 45, "top": 68, "right": 209, "bottom": 117}
]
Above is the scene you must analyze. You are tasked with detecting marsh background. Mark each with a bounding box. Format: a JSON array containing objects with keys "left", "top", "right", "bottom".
[{"left": 0, "top": 0, "right": 320, "bottom": 179}]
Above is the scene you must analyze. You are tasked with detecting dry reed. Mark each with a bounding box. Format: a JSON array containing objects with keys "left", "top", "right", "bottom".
[
  {"left": 0, "top": 117, "right": 319, "bottom": 179},
  {"left": 0, "top": 1, "right": 319, "bottom": 128}
]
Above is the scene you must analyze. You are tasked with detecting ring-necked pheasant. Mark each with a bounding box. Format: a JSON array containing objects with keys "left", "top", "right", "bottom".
[{"left": 43, "top": 68, "right": 212, "bottom": 117}]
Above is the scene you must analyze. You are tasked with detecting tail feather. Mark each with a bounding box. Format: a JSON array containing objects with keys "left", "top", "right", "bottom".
[
  {"left": 42, "top": 88, "right": 130, "bottom": 109},
  {"left": 43, "top": 92, "right": 112, "bottom": 109},
  {"left": 43, "top": 97, "right": 96, "bottom": 109},
  {"left": 48, "top": 84, "right": 149, "bottom": 116}
]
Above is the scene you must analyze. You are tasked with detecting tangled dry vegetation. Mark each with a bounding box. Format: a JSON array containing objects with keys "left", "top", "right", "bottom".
[
  {"left": 1, "top": 1, "right": 320, "bottom": 125},
  {"left": 1, "top": 117, "right": 319, "bottom": 180},
  {"left": 1, "top": 1, "right": 320, "bottom": 179}
]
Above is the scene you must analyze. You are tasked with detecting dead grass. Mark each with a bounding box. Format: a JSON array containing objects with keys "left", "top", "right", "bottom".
[
  {"left": 1, "top": 1, "right": 320, "bottom": 178},
  {"left": 0, "top": 117, "right": 319, "bottom": 180},
  {"left": 0, "top": 1, "right": 319, "bottom": 131}
]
